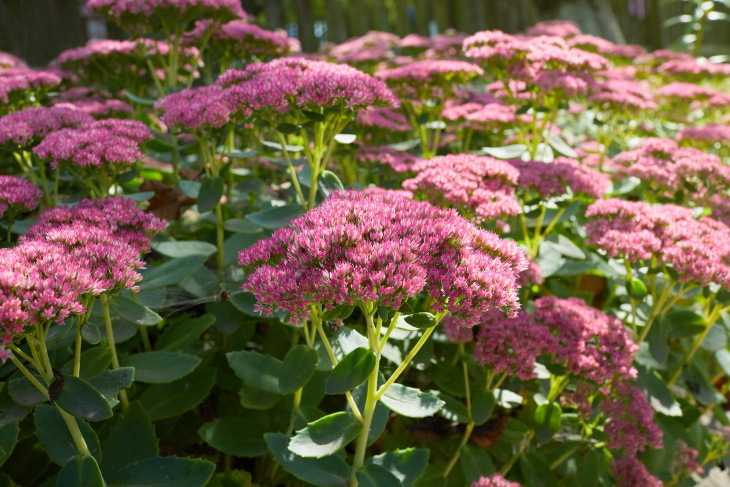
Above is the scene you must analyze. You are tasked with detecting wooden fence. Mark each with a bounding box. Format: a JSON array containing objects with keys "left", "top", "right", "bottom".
[{"left": 1, "top": 0, "right": 728, "bottom": 65}]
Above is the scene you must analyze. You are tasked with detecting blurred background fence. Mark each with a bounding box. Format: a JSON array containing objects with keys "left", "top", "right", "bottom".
[{"left": 1, "top": 0, "right": 729, "bottom": 65}]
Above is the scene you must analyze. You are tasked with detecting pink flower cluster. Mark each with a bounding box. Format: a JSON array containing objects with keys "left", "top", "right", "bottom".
[
  {"left": 354, "top": 146, "right": 422, "bottom": 173},
  {"left": 658, "top": 59, "right": 730, "bottom": 80},
  {"left": 0, "top": 106, "right": 93, "bottom": 147},
  {"left": 474, "top": 309, "right": 557, "bottom": 380},
  {"left": 0, "top": 176, "right": 42, "bottom": 219},
  {"left": 375, "top": 60, "right": 484, "bottom": 86},
  {"left": 601, "top": 380, "right": 663, "bottom": 455},
  {"left": 471, "top": 473, "right": 522, "bottom": 487},
  {"left": 507, "top": 157, "right": 610, "bottom": 199},
  {"left": 0, "top": 67, "right": 61, "bottom": 106},
  {"left": 403, "top": 154, "right": 521, "bottom": 223},
  {"left": 611, "top": 456, "right": 664, "bottom": 487},
  {"left": 526, "top": 20, "right": 581, "bottom": 38},
  {"left": 239, "top": 190, "right": 527, "bottom": 324},
  {"left": 569, "top": 34, "right": 646, "bottom": 60},
  {"left": 155, "top": 85, "right": 230, "bottom": 133},
  {"left": 324, "top": 31, "right": 399, "bottom": 64},
  {"left": 221, "top": 57, "right": 397, "bottom": 118},
  {"left": 87, "top": 0, "right": 245, "bottom": 25},
  {"left": 674, "top": 440, "right": 704, "bottom": 475},
  {"left": 355, "top": 107, "right": 411, "bottom": 133},
  {"left": 33, "top": 119, "right": 152, "bottom": 169},
  {"left": 185, "top": 19, "right": 295, "bottom": 58},
  {"left": 677, "top": 124, "right": 730, "bottom": 146},
  {"left": 441, "top": 315, "right": 474, "bottom": 343},
  {"left": 442, "top": 102, "right": 527, "bottom": 130},
  {"left": 657, "top": 82, "right": 730, "bottom": 108},
  {"left": 534, "top": 296, "right": 637, "bottom": 384},
  {"left": 589, "top": 78, "right": 656, "bottom": 112},
  {"left": 1, "top": 197, "right": 166, "bottom": 360},
  {"left": 52, "top": 87, "right": 133, "bottom": 118},
  {"left": 0, "top": 51, "right": 24, "bottom": 69},
  {"left": 610, "top": 138, "right": 730, "bottom": 202}
]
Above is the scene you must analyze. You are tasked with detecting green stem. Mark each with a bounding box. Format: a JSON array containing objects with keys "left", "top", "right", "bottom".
[
  {"left": 215, "top": 203, "right": 225, "bottom": 280},
  {"left": 443, "top": 422, "right": 475, "bottom": 478},
  {"left": 286, "top": 388, "right": 303, "bottom": 435},
  {"left": 8, "top": 354, "right": 48, "bottom": 398},
  {"left": 276, "top": 133, "right": 307, "bottom": 209},
  {"left": 549, "top": 443, "right": 581, "bottom": 469},
  {"left": 667, "top": 301, "right": 721, "bottom": 386},
  {"left": 100, "top": 294, "right": 129, "bottom": 409}
]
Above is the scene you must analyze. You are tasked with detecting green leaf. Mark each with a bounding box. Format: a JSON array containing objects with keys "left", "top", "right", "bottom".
[
  {"left": 403, "top": 312, "right": 437, "bottom": 329},
  {"left": 33, "top": 404, "right": 101, "bottom": 466},
  {"left": 156, "top": 315, "right": 215, "bottom": 352},
  {"left": 460, "top": 444, "right": 494, "bottom": 483},
  {"left": 325, "top": 347, "right": 376, "bottom": 395},
  {"left": 534, "top": 403, "right": 562, "bottom": 442},
  {"left": 101, "top": 401, "right": 158, "bottom": 480},
  {"left": 139, "top": 255, "right": 207, "bottom": 290},
  {"left": 349, "top": 379, "right": 389, "bottom": 446},
  {"left": 288, "top": 411, "right": 362, "bottom": 458},
  {"left": 261, "top": 140, "right": 304, "bottom": 152},
  {"left": 0, "top": 421, "right": 19, "bottom": 468},
  {"left": 179, "top": 180, "right": 201, "bottom": 198},
  {"left": 518, "top": 452, "right": 559, "bottom": 487},
  {"left": 139, "top": 367, "right": 216, "bottom": 422},
  {"left": 334, "top": 134, "right": 356, "bottom": 144},
  {"left": 366, "top": 448, "right": 430, "bottom": 487},
  {"left": 87, "top": 368, "right": 135, "bottom": 401},
  {"left": 227, "top": 350, "right": 282, "bottom": 394},
  {"left": 716, "top": 349, "right": 730, "bottom": 376},
  {"left": 56, "top": 376, "right": 113, "bottom": 422},
  {"left": 224, "top": 218, "right": 263, "bottom": 234},
  {"left": 434, "top": 391, "right": 470, "bottom": 423},
  {"left": 226, "top": 149, "right": 258, "bottom": 159},
  {"left": 381, "top": 384, "right": 445, "bottom": 418},
  {"left": 700, "top": 322, "right": 727, "bottom": 351},
  {"left": 108, "top": 457, "right": 215, "bottom": 487},
  {"left": 318, "top": 171, "right": 345, "bottom": 199},
  {"left": 276, "top": 123, "right": 300, "bottom": 134},
  {"left": 356, "top": 464, "right": 401, "bottom": 487},
  {"left": 303, "top": 110, "right": 326, "bottom": 122},
  {"left": 627, "top": 278, "right": 649, "bottom": 299},
  {"left": 471, "top": 389, "right": 496, "bottom": 426},
  {"left": 238, "top": 384, "right": 280, "bottom": 410},
  {"left": 636, "top": 366, "right": 681, "bottom": 416},
  {"left": 81, "top": 324, "right": 101, "bottom": 344},
  {"left": 123, "top": 351, "right": 200, "bottom": 383},
  {"left": 546, "top": 131, "right": 578, "bottom": 158},
  {"left": 543, "top": 234, "right": 586, "bottom": 260},
  {"left": 8, "top": 374, "right": 46, "bottom": 406},
  {"left": 331, "top": 327, "right": 369, "bottom": 360},
  {"left": 667, "top": 310, "right": 706, "bottom": 337},
  {"left": 57, "top": 455, "right": 104, "bottom": 487},
  {"left": 265, "top": 433, "right": 349, "bottom": 487},
  {"left": 151, "top": 240, "right": 217, "bottom": 258},
  {"left": 482, "top": 144, "right": 527, "bottom": 159},
  {"left": 122, "top": 89, "right": 156, "bottom": 106},
  {"left": 199, "top": 417, "right": 269, "bottom": 457},
  {"left": 110, "top": 296, "right": 163, "bottom": 326},
  {"left": 279, "top": 345, "right": 319, "bottom": 395},
  {"left": 245, "top": 204, "right": 304, "bottom": 230},
  {"left": 197, "top": 177, "right": 225, "bottom": 213}
]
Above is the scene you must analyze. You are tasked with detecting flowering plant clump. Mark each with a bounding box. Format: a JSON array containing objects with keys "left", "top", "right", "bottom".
[{"left": 2, "top": 9, "right": 730, "bottom": 487}]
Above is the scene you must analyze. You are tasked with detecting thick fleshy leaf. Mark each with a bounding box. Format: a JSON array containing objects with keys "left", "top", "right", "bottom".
[
  {"left": 57, "top": 455, "right": 104, "bottom": 487},
  {"left": 403, "top": 313, "right": 437, "bottom": 329},
  {"left": 349, "top": 378, "right": 389, "bottom": 446},
  {"left": 198, "top": 176, "right": 225, "bottom": 213},
  {"left": 139, "top": 367, "right": 216, "bottom": 422},
  {"left": 87, "top": 368, "right": 135, "bottom": 401},
  {"left": 317, "top": 171, "right": 345, "bottom": 199},
  {"left": 107, "top": 457, "right": 215, "bottom": 487},
  {"left": 366, "top": 448, "right": 430, "bottom": 487},
  {"left": 534, "top": 403, "right": 562, "bottom": 442},
  {"left": 198, "top": 417, "right": 269, "bottom": 457},
  {"left": 156, "top": 315, "right": 215, "bottom": 352},
  {"left": 356, "top": 464, "right": 401, "bottom": 487},
  {"left": 81, "top": 324, "right": 101, "bottom": 344},
  {"left": 110, "top": 296, "right": 163, "bottom": 326},
  {"left": 124, "top": 351, "right": 201, "bottom": 383},
  {"left": 482, "top": 144, "right": 527, "bottom": 159},
  {"left": 265, "top": 433, "right": 349, "bottom": 487},
  {"left": 381, "top": 384, "right": 445, "bottom": 418},
  {"left": 279, "top": 345, "right": 319, "bottom": 394},
  {"left": 8, "top": 374, "right": 46, "bottom": 406},
  {"left": 288, "top": 411, "right": 362, "bottom": 458},
  {"left": 472, "top": 389, "right": 496, "bottom": 426},
  {"left": 460, "top": 444, "right": 495, "bottom": 483},
  {"left": 139, "top": 255, "right": 207, "bottom": 290},
  {"left": 519, "top": 452, "right": 559, "bottom": 487},
  {"left": 33, "top": 404, "right": 101, "bottom": 466},
  {"left": 152, "top": 241, "right": 217, "bottom": 258},
  {"left": 0, "top": 421, "right": 19, "bottom": 468},
  {"left": 101, "top": 401, "right": 158, "bottom": 480},
  {"left": 245, "top": 205, "right": 304, "bottom": 230},
  {"left": 325, "top": 347, "right": 376, "bottom": 395},
  {"left": 227, "top": 350, "right": 282, "bottom": 394},
  {"left": 223, "top": 218, "right": 263, "bottom": 234},
  {"left": 55, "top": 376, "right": 113, "bottom": 422}
]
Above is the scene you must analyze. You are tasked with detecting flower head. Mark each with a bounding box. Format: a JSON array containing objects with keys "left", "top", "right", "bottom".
[
  {"left": 507, "top": 157, "right": 610, "bottom": 199},
  {"left": 0, "top": 106, "right": 93, "bottom": 148},
  {"left": 156, "top": 85, "right": 230, "bottom": 133},
  {"left": 0, "top": 176, "right": 42, "bottom": 219},
  {"left": 472, "top": 473, "right": 522, "bottom": 487},
  {"left": 611, "top": 455, "right": 663, "bottom": 487}
]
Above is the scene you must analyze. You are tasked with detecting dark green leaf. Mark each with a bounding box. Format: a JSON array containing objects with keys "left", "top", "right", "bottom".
[
  {"left": 223, "top": 218, "right": 263, "bottom": 234},
  {"left": 123, "top": 90, "right": 156, "bottom": 106},
  {"left": 627, "top": 278, "right": 649, "bottom": 299},
  {"left": 636, "top": 366, "right": 681, "bottom": 416},
  {"left": 381, "top": 384, "right": 445, "bottom": 418},
  {"left": 303, "top": 110, "right": 326, "bottom": 122},
  {"left": 33, "top": 404, "right": 101, "bottom": 466},
  {"left": 667, "top": 310, "right": 706, "bottom": 338},
  {"left": 108, "top": 456, "right": 215, "bottom": 487},
  {"left": 356, "top": 464, "right": 401, "bottom": 487},
  {"left": 110, "top": 296, "right": 162, "bottom": 326},
  {"left": 101, "top": 401, "right": 158, "bottom": 479},
  {"left": 519, "top": 452, "right": 559, "bottom": 487},
  {"left": 81, "top": 324, "right": 101, "bottom": 344},
  {"left": 139, "top": 367, "right": 217, "bottom": 422},
  {"left": 279, "top": 345, "right": 319, "bottom": 394},
  {"left": 265, "top": 433, "right": 349, "bottom": 487},
  {"left": 156, "top": 315, "right": 215, "bottom": 352},
  {"left": 56, "top": 376, "right": 113, "bottom": 422},
  {"left": 403, "top": 312, "right": 437, "bottom": 329},
  {"left": 366, "top": 448, "right": 429, "bottom": 487},
  {"left": 434, "top": 391, "right": 470, "bottom": 423},
  {"left": 460, "top": 444, "right": 494, "bottom": 483},
  {"left": 245, "top": 204, "right": 304, "bottom": 230},
  {"left": 349, "top": 378, "right": 389, "bottom": 446},
  {"left": 57, "top": 455, "right": 104, "bottom": 487},
  {"left": 288, "top": 411, "right": 362, "bottom": 458},
  {"left": 197, "top": 177, "right": 225, "bottom": 213},
  {"left": 277, "top": 123, "right": 300, "bottom": 134},
  {"left": 0, "top": 421, "right": 19, "bottom": 468},
  {"left": 472, "top": 389, "right": 496, "bottom": 426},
  {"left": 139, "top": 255, "right": 207, "bottom": 290},
  {"left": 325, "top": 347, "right": 376, "bottom": 395},
  {"left": 199, "top": 417, "right": 269, "bottom": 457},
  {"left": 238, "top": 384, "right": 280, "bottom": 410},
  {"left": 151, "top": 240, "right": 217, "bottom": 258},
  {"left": 318, "top": 171, "right": 345, "bottom": 199},
  {"left": 87, "top": 368, "right": 135, "bottom": 401},
  {"left": 227, "top": 350, "right": 282, "bottom": 394},
  {"left": 124, "top": 351, "right": 201, "bottom": 383},
  {"left": 8, "top": 374, "right": 46, "bottom": 406},
  {"left": 534, "top": 403, "right": 562, "bottom": 442}
]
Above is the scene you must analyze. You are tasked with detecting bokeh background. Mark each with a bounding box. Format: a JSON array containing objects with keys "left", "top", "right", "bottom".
[{"left": 1, "top": 0, "right": 728, "bottom": 66}]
